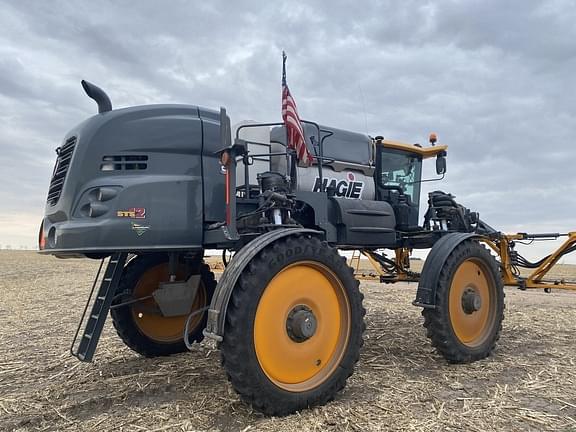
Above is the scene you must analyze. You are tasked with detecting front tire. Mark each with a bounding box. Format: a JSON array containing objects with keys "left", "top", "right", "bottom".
[
  {"left": 110, "top": 254, "right": 215, "bottom": 357},
  {"left": 422, "top": 240, "right": 505, "bottom": 363},
  {"left": 221, "top": 235, "right": 365, "bottom": 416}
]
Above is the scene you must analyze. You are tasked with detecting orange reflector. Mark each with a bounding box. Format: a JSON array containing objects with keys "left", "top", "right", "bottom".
[
  {"left": 38, "top": 221, "right": 46, "bottom": 250},
  {"left": 220, "top": 150, "right": 231, "bottom": 167}
]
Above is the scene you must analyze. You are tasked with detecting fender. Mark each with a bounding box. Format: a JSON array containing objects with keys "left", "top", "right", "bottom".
[
  {"left": 203, "top": 228, "right": 323, "bottom": 341},
  {"left": 413, "top": 232, "right": 478, "bottom": 309}
]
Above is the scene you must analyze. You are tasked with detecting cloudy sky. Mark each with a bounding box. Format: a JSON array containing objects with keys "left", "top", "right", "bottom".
[{"left": 0, "top": 0, "right": 574, "bottom": 262}]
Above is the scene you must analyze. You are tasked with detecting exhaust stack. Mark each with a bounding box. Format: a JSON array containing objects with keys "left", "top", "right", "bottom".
[{"left": 81, "top": 80, "right": 112, "bottom": 113}]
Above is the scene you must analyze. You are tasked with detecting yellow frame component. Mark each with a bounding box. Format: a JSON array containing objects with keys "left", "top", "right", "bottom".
[
  {"left": 355, "top": 232, "right": 576, "bottom": 292},
  {"left": 481, "top": 237, "right": 517, "bottom": 286},
  {"left": 380, "top": 139, "right": 448, "bottom": 159},
  {"left": 393, "top": 248, "right": 416, "bottom": 281},
  {"left": 481, "top": 233, "right": 576, "bottom": 291},
  {"left": 358, "top": 248, "right": 419, "bottom": 282},
  {"left": 362, "top": 251, "right": 386, "bottom": 277}
]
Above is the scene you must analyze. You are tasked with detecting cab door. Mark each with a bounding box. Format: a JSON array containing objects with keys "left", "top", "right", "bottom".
[{"left": 375, "top": 147, "right": 423, "bottom": 229}]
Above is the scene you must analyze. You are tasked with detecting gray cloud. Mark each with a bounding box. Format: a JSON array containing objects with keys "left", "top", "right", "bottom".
[{"left": 0, "top": 0, "right": 574, "bottom": 262}]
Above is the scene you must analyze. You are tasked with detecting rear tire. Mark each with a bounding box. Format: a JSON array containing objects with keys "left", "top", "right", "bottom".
[
  {"left": 111, "top": 254, "right": 215, "bottom": 357},
  {"left": 221, "top": 235, "right": 365, "bottom": 416},
  {"left": 422, "top": 240, "right": 504, "bottom": 363}
]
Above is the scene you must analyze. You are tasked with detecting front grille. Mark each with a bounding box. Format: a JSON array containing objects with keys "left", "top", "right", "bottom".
[{"left": 47, "top": 136, "right": 77, "bottom": 206}]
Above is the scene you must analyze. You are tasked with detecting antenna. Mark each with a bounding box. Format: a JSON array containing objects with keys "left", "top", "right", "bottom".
[{"left": 358, "top": 84, "right": 369, "bottom": 135}]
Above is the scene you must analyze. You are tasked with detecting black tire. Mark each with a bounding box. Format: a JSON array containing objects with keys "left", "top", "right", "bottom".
[
  {"left": 221, "top": 235, "right": 365, "bottom": 416},
  {"left": 110, "top": 254, "right": 216, "bottom": 357},
  {"left": 422, "top": 240, "right": 505, "bottom": 363}
]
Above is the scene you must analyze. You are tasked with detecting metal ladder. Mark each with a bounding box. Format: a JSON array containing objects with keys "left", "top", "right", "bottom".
[
  {"left": 71, "top": 252, "right": 128, "bottom": 362},
  {"left": 349, "top": 250, "right": 362, "bottom": 274}
]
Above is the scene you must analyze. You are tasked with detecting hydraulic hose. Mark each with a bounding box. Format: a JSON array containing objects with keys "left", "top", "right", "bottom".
[{"left": 183, "top": 306, "right": 210, "bottom": 350}]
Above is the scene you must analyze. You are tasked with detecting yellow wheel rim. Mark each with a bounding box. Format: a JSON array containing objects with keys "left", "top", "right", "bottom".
[
  {"left": 131, "top": 263, "right": 206, "bottom": 343},
  {"left": 254, "top": 261, "right": 351, "bottom": 392},
  {"left": 449, "top": 258, "right": 495, "bottom": 347}
]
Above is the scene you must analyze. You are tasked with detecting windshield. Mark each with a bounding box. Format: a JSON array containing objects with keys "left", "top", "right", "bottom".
[{"left": 378, "top": 149, "right": 422, "bottom": 204}]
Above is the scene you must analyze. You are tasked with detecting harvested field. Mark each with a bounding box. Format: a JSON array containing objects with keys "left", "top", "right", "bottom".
[{"left": 1, "top": 251, "right": 575, "bottom": 431}]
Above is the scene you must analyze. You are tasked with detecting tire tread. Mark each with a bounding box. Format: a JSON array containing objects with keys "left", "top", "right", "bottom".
[
  {"left": 221, "top": 235, "right": 365, "bottom": 415},
  {"left": 422, "top": 240, "right": 505, "bottom": 363}
]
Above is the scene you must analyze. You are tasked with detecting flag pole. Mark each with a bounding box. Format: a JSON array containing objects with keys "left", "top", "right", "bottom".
[
  {"left": 281, "top": 50, "right": 313, "bottom": 168},
  {"left": 282, "top": 51, "right": 292, "bottom": 185},
  {"left": 282, "top": 51, "right": 287, "bottom": 85}
]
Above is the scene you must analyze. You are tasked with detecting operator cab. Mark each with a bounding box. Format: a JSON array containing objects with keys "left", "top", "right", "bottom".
[{"left": 375, "top": 137, "right": 447, "bottom": 231}]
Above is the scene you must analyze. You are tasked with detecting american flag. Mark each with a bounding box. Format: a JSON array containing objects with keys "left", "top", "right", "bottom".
[{"left": 282, "top": 52, "right": 314, "bottom": 166}]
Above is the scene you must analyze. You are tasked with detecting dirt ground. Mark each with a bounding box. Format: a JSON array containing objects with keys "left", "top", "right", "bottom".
[{"left": 1, "top": 251, "right": 575, "bottom": 432}]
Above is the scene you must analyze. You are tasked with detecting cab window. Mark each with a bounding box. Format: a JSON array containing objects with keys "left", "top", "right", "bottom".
[{"left": 378, "top": 148, "right": 422, "bottom": 204}]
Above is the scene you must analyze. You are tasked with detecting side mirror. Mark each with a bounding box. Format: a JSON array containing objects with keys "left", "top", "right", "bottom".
[{"left": 436, "top": 154, "right": 446, "bottom": 175}]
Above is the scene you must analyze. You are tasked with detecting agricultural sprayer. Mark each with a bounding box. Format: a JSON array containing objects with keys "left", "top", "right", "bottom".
[{"left": 39, "top": 80, "right": 576, "bottom": 415}]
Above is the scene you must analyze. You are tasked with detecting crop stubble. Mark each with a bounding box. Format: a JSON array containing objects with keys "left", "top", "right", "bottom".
[{"left": 0, "top": 251, "right": 575, "bottom": 431}]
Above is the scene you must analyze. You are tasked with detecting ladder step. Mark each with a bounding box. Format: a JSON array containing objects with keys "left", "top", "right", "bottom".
[{"left": 71, "top": 253, "right": 128, "bottom": 363}]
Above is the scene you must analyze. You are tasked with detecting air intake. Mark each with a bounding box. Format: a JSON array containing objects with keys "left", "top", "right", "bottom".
[
  {"left": 47, "top": 136, "right": 77, "bottom": 205},
  {"left": 100, "top": 155, "right": 148, "bottom": 171}
]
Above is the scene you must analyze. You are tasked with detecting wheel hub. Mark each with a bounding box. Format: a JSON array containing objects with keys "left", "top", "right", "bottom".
[
  {"left": 286, "top": 305, "right": 317, "bottom": 342},
  {"left": 129, "top": 262, "right": 207, "bottom": 343},
  {"left": 461, "top": 287, "right": 482, "bottom": 314}
]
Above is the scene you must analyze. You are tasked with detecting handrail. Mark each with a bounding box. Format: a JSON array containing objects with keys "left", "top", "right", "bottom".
[
  {"left": 235, "top": 122, "right": 285, "bottom": 139},
  {"left": 300, "top": 120, "right": 324, "bottom": 191},
  {"left": 233, "top": 119, "right": 330, "bottom": 195}
]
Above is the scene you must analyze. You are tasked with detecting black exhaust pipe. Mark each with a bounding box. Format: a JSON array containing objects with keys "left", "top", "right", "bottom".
[{"left": 81, "top": 80, "right": 112, "bottom": 113}]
